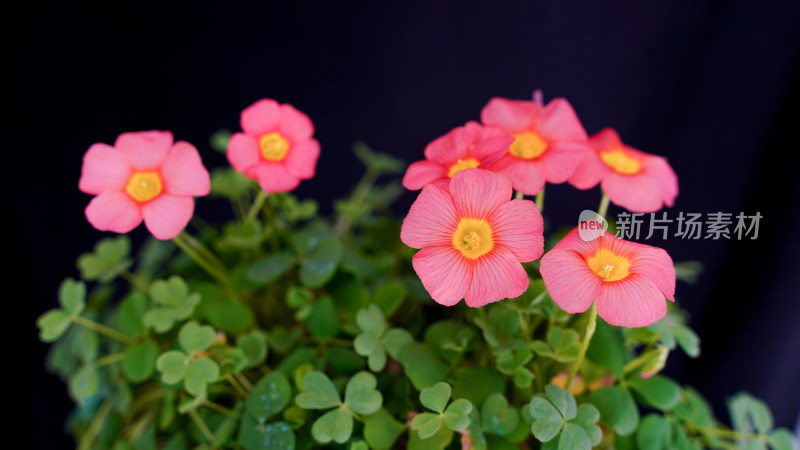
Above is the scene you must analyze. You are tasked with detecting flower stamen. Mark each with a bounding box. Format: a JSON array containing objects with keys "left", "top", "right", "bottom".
[
  {"left": 509, "top": 132, "right": 548, "bottom": 159},
  {"left": 600, "top": 148, "right": 642, "bottom": 175},
  {"left": 259, "top": 132, "right": 290, "bottom": 161},
  {"left": 447, "top": 158, "right": 481, "bottom": 178},
  {"left": 452, "top": 218, "right": 494, "bottom": 259},
  {"left": 125, "top": 171, "right": 163, "bottom": 203}
]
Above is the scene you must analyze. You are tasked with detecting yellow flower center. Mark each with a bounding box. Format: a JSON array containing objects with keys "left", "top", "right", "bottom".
[
  {"left": 586, "top": 248, "right": 631, "bottom": 282},
  {"left": 509, "top": 132, "right": 548, "bottom": 159},
  {"left": 452, "top": 218, "right": 494, "bottom": 259},
  {"left": 125, "top": 171, "right": 163, "bottom": 203},
  {"left": 259, "top": 132, "right": 290, "bottom": 161},
  {"left": 447, "top": 158, "right": 481, "bottom": 178},
  {"left": 600, "top": 148, "right": 642, "bottom": 175}
]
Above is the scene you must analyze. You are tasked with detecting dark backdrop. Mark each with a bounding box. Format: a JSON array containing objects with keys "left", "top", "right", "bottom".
[{"left": 5, "top": 1, "right": 800, "bottom": 448}]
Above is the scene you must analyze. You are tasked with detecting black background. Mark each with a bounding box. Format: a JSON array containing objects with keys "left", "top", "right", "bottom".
[{"left": 5, "top": 1, "right": 800, "bottom": 447}]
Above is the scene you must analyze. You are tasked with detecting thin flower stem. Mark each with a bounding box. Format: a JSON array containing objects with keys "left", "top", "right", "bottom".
[
  {"left": 334, "top": 167, "right": 380, "bottom": 236},
  {"left": 514, "top": 191, "right": 524, "bottom": 200},
  {"left": 691, "top": 425, "right": 762, "bottom": 441},
  {"left": 234, "top": 372, "right": 253, "bottom": 392},
  {"left": 226, "top": 374, "right": 249, "bottom": 398},
  {"left": 72, "top": 316, "right": 135, "bottom": 345},
  {"left": 246, "top": 190, "right": 270, "bottom": 221},
  {"left": 78, "top": 400, "right": 111, "bottom": 450},
  {"left": 597, "top": 192, "right": 610, "bottom": 218},
  {"left": 535, "top": 187, "right": 545, "bottom": 213},
  {"left": 303, "top": 336, "right": 353, "bottom": 347},
  {"left": 566, "top": 303, "right": 597, "bottom": 388},
  {"left": 178, "top": 231, "right": 229, "bottom": 274},
  {"left": 188, "top": 408, "right": 216, "bottom": 444},
  {"left": 204, "top": 400, "right": 241, "bottom": 418},
  {"left": 121, "top": 270, "right": 150, "bottom": 293},
  {"left": 172, "top": 233, "right": 231, "bottom": 287},
  {"left": 94, "top": 353, "right": 126, "bottom": 368}
]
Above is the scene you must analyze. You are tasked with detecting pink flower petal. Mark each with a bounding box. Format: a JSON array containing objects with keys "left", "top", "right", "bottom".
[
  {"left": 480, "top": 97, "right": 540, "bottom": 133},
  {"left": 85, "top": 191, "right": 143, "bottom": 234},
  {"left": 78, "top": 143, "right": 132, "bottom": 195},
  {"left": 161, "top": 141, "right": 210, "bottom": 196},
  {"left": 284, "top": 139, "right": 320, "bottom": 179},
  {"left": 402, "top": 160, "right": 448, "bottom": 191},
  {"left": 488, "top": 199, "right": 544, "bottom": 262},
  {"left": 449, "top": 169, "right": 512, "bottom": 219},
  {"left": 114, "top": 130, "right": 173, "bottom": 170},
  {"left": 539, "top": 245, "right": 601, "bottom": 314},
  {"left": 602, "top": 172, "right": 663, "bottom": 213},
  {"left": 537, "top": 98, "right": 588, "bottom": 142},
  {"left": 537, "top": 142, "right": 591, "bottom": 184},
  {"left": 423, "top": 126, "right": 470, "bottom": 166},
  {"left": 400, "top": 184, "right": 458, "bottom": 248},
  {"left": 251, "top": 162, "right": 301, "bottom": 193},
  {"left": 488, "top": 155, "right": 547, "bottom": 196},
  {"left": 595, "top": 275, "right": 668, "bottom": 328},
  {"left": 141, "top": 194, "right": 194, "bottom": 240},
  {"left": 412, "top": 246, "right": 473, "bottom": 306},
  {"left": 241, "top": 99, "right": 281, "bottom": 136},
  {"left": 464, "top": 246, "right": 529, "bottom": 307},
  {"left": 643, "top": 157, "right": 679, "bottom": 207},
  {"left": 227, "top": 133, "right": 261, "bottom": 175},
  {"left": 467, "top": 125, "right": 514, "bottom": 163},
  {"left": 589, "top": 128, "right": 623, "bottom": 151},
  {"left": 568, "top": 151, "right": 608, "bottom": 190},
  {"left": 625, "top": 243, "right": 676, "bottom": 300},
  {"left": 277, "top": 103, "right": 315, "bottom": 143}
]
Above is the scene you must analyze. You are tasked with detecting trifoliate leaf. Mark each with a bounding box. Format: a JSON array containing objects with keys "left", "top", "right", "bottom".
[
  {"left": 77, "top": 236, "right": 132, "bottom": 282},
  {"left": 443, "top": 399, "right": 472, "bottom": 431},
  {"left": 558, "top": 422, "right": 592, "bottom": 450},
  {"left": 728, "top": 392, "right": 774, "bottom": 434},
  {"left": 300, "top": 236, "right": 343, "bottom": 287},
  {"left": 143, "top": 276, "right": 200, "bottom": 333},
  {"left": 530, "top": 397, "right": 563, "bottom": 442},
  {"left": 628, "top": 375, "right": 681, "bottom": 411},
  {"left": 246, "top": 252, "right": 296, "bottom": 286},
  {"left": 545, "top": 384, "right": 577, "bottom": 420},
  {"left": 397, "top": 342, "right": 448, "bottom": 390},
  {"left": 69, "top": 364, "right": 99, "bottom": 405},
  {"left": 382, "top": 328, "right": 413, "bottom": 359},
  {"left": 238, "top": 414, "right": 295, "bottom": 450},
  {"left": 481, "top": 393, "right": 517, "bottom": 436},
  {"left": 588, "top": 386, "right": 639, "bottom": 436},
  {"left": 636, "top": 414, "right": 671, "bottom": 450}
]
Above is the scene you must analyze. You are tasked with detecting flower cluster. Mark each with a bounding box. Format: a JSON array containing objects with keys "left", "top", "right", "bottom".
[{"left": 400, "top": 91, "right": 678, "bottom": 327}]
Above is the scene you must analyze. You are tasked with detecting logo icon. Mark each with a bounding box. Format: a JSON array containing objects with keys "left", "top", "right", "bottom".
[{"left": 578, "top": 210, "right": 608, "bottom": 241}]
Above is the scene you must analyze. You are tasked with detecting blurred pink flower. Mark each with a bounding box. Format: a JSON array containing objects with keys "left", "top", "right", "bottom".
[
  {"left": 79, "top": 131, "right": 210, "bottom": 240},
  {"left": 569, "top": 128, "right": 678, "bottom": 213},
  {"left": 401, "top": 169, "right": 543, "bottom": 307},
  {"left": 540, "top": 223, "right": 676, "bottom": 328},
  {"left": 481, "top": 96, "right": 592, "bottom": 195},
  {"left": 227, "top": 99, "right": 320, "bottom": 193},
  {"left": 402, "top": 121, "right": 512, "bottom": 191}
]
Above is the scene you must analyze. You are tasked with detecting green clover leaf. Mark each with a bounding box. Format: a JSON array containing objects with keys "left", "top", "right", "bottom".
[
  {"left": 481, "top": 393, "right": 519, "bottom": 436},
  {"left": 237, "top": 330, "right": 269, "bottom": 368},
  {"left": 122, "top": 339, "right": 159, "bottom": 383},
  {"left": 143, "top": 276, "right": 201, "bottom": 333},
  {"left": 154, "top": 321, "right": 219, "bottom": 396},
  {"left": 36, "top": 279, "right": 88, "bottom": 342},
  {"left": 76, "top": 236, "right": 132, "bottom": 282},
  {"left": 246, "top": 372, "right": 292, "bottom": 423},
  {"left": 530, "top": 385, "right": 601, "bottom": 449},
  {"left": 353, "top": 304, "right": 413, "bottom": 372},
  {"left": 412, "top": 382, "right": 473, "bottom": 439},
  {"left": 295, "top": 371, "right": 383, "bottom": 444}
]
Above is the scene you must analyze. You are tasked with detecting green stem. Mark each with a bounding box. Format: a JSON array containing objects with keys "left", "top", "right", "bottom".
[
  {"left": 172, "top": 233, "right": 231, "bottom": 287},
  {"left": 303, "top": 336, "right": 353, "bottom": 347},
  {"left": 334, "top": 167, "right": 380, "bottom": 236},
  {"left": 204, "top": 400, "right": 241, "bottom": 418},
  {"left": 535, "top": 186, "right": 545, "bottom": 213},
  {"left": 597, "top": 192, "right": 610, "bottom": 218},
  {"left": 178, "top": 231, "right": 229, "bottom": 274},
  {"left": 690, "top": 424, "right": 763, "bottom": 442},
  {"left": 188, "top": 408, "right": 216, "bottom": 444},
  {"left": 226, "top": 374, "right": 249, "bottom": 398},
  {"left": 78, "top": 400, "right": 111, "bottom": 450},
  {"left": 121, "top": 270, "right": 150, "bottom": 293},
  {"left": 94, "top": 353, "right": 126, "bottom": 367},
  {"left": 246, "top": 190, "right": 269, "bottom": 221},
  {"left": 566, "top": 304, "right": 597, "bottom": 388},
  {"left": 234, "top": 372, "right": 253, "bottom": 392},
  {"left": 514, "top": 191, "right": 524, "bottom": 200},
  {"left": 72, "top": 316, "right": 134, "bottom": 345}
]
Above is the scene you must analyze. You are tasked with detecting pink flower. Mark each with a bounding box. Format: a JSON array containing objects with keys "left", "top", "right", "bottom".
[
  {"left": 78, "top": 131, "right": 210, "bottom": 240},
  {"left": 480, "top": 96, "right": 593, "bottom": 195},
  {"left": 568, "top": 128, "right": 678, "bottom": 213},
  {"left": 539, "top": 223, "right": 676, "bottom": 328},
  {"left": 400, "top": 169, "right": 544, "bottom": 307},
  {"left": 227, "top": 99, "right": 320, "bottom": 193},
  {"left": 402, "top": 121, "right": 513, "bottom": 191}
]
